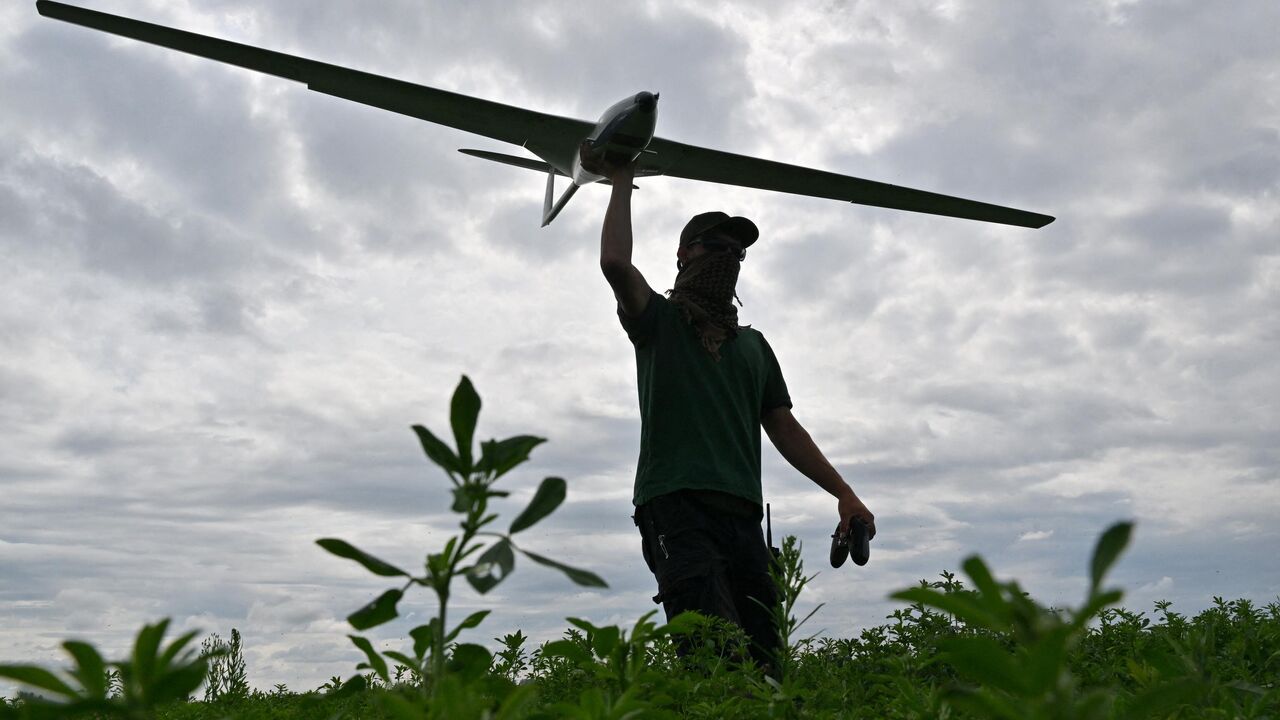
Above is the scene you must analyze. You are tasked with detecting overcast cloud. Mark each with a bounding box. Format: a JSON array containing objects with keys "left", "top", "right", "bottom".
[{"left": 2, "top": 0, "right": 1277, "bottom": 695}]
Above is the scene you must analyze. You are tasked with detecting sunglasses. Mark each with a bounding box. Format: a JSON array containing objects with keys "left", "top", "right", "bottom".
[{"left": 688, "top": 234, "right": 747, "bottom": 261}]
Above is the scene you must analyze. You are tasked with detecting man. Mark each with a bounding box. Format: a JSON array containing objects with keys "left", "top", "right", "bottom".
[{"left": 594, "top": 153, "right": 876, "bottom": 670}]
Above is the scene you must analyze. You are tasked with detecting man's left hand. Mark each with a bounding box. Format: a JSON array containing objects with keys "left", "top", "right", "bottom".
[{"left": 838, "top": 492, "right": 875, "bottom": 540}]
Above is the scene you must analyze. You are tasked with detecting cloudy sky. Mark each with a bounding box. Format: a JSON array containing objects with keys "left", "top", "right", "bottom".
[{"left": 2, "top": 0, "right": 1277, "bottom": 695}]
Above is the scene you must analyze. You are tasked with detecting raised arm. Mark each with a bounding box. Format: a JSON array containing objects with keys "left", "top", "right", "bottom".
[
  {"left": 593, "top": 153, "right": 652, "bottom": 318},
  {"left": 762, "top": 405, "right": 875, "bottom": 537}
]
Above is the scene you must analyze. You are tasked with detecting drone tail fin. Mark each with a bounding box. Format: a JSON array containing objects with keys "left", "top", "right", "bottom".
[
  {"left": 458, "top": 148, "right": 567, "bottom": 177},
  {"left": 541, "top": 171, "right": 580, "bottom": 227}
]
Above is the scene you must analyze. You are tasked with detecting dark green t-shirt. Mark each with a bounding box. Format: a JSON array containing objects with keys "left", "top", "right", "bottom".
[{"left": 619, "top": 291, "right": 791, "bottom": 509}]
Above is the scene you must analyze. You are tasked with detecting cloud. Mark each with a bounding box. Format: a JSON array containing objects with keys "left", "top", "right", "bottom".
[{"left": 1, "top": 0, "right": 1277, "bottom": 697}]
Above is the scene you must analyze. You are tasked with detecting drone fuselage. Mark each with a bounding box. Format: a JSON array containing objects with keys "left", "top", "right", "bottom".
[{"left": 572, "top": 91, "right": 659, "bottom": 185}]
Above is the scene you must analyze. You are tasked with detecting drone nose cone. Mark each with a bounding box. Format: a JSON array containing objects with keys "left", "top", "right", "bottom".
[{"left": 636, "top": 91, "right": 658, "bottom": 113}]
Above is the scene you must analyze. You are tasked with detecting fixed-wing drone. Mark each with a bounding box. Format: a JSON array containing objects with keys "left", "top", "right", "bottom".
[{"left": 37, "top": 1, "right": 1054, "bottom": 229}]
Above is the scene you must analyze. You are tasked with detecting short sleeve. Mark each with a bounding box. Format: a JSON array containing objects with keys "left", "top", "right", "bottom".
[
  {"left": 759, "top": 335, "right": 792, "bottom": 414},
  {"left": 617, "top": 290, "right": 663, "bottom": 346}
]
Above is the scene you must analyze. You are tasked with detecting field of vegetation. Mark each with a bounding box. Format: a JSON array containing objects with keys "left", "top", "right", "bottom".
[{"left": 3, "top": 378, "right": 1277, "bottom": 719}]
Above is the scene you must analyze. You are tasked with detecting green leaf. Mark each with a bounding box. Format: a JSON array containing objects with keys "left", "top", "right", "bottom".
[
  {"left": 492, "top": 683, "right": 539, "bottom": 720},
  {"left": 1075, "top": 689, "right": 1115, "bottom": 719},
  {"left": 1074, "top": 589, "right": 1125, "bottom": 628},
  {"left": 1023, "top": 626, "right": 1073, "bottom": 694},
  {"left": 382, "top": 651, "right": 420, "bottom": 673},
  {"left": 891, "top": 587, "right": 1004, "bottom": 631},
  {"left": 379, "top": 692, "right": 428, "bottom": 720},
  {"left": 432, "top": 675, "right": 477, "bottom": 717},
  {"left": 316, "top": 539, "right": 409, "bottom": 578},
  {"left": 436, "top": 537, "right": 461, "bottom": 571},
  {"left": 412, "top": 424, "right": 463, "bottom": 475},
  {"left": 445, "top": 610, "right": 492, "bottom": 644},
  {"left": 450, "top": 376, "right": 481, "bottom": 472},
  {"left": 450, "top": 485, "right": 477, "bottom": 514},
  {"left": 655, "top": 610, "right": 702, "bottom": 638},
  {"left": 946, "top": 688, "right": 1024, "bottom": 720},
  {"left": 464, "top": 574, "right": 497, "bottom": 595},
  {"left": 62, "top": 641, "right": 107, "bottom": 700},
  {"left": 409, "top": 622, "right": 436, "bottom": 661},
  {"left": 329, "top": 674, "right": 367, "bottom": 699},
  {"left": 456, "top": 540, "right": 484, "bottom": 563},
  {"left": 447, "top": 643, "right": 492, "bottom": 681},
  {"left": 1125, "top": 679, "right": 1206, "bottom": 718},
  {"left": 150, "top": 662, "right": 209, "bottom": 704},
  {"left": 541, "top": 640, "right": 593, "bottom": 667},
  {"left": 348, "top": 635, "right": 389, "bottom": 683},
  {"left": 1139, "top": 642, "right": 1187, "bottom": 677},
  {"left": 476, "top": 435, "right": 546, "bottom": 479},
  {"left": 509, "top": 477, "right": 567, "bottom": 534},
  {"left": 939, "top": 636, "right": 1028, "bottom": 696},
  {"left": 1090, "top": 521, "right": 1133, "bottom": 594},
  {"left": 131, "top": 619, "right": 170, "bottom": 687},
  {"left": 629, "top": 609, "right": 659, "bottom": 633},
  {"left": 0, "top": 665, "right": 78, "bottom": 699},
  {"left": 961, "top": 556, "right": 1010, "bottom": 622},
  {"left": 157, "top": 629, "right": 200, "bottom": 670},
  {"left": 348, "top": 589, "right": 403, "bottom": 630},
  {"left": 590, "top": 625, "right": 621, "bottom": 659},
  {"left": 519, "top": 548, "right": 608, "bottom": 588},
  {"left": 566, "top": 617, "right": 601, "bottom": 635},
  {"left": 465, "top": 539, "right": 515, "bottom": 594}
]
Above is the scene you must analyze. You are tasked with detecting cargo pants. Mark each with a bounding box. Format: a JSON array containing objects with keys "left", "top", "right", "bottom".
[{"left": 633, "top": 489, "right": 780, "bottom": 671}]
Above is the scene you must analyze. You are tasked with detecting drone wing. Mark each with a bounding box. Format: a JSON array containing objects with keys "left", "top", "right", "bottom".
[
  {"left": 35, "top": 0, "right": 592, "bottom": 171},
  {"left": 37, "top": 0, "right": 1054, "bottom": 229},
  {"left": 638, "top": 137, "right": 1054, "bottom": 229}
]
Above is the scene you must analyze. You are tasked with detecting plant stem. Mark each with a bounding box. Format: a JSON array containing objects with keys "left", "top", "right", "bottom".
[
  {"left": 432, "top": 591, "right": 447, "bottom": 702},
  {"left": 428, "top": 480, "right": 488, "bottom": 702}
]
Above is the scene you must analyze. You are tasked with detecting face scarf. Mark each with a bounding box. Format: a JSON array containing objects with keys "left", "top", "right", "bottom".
[{"left": 666, "top": 250, "right": 748, "bottom": 361}]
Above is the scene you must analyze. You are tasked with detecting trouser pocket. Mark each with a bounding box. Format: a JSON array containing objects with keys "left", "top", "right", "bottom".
[
  {"left": 637, "top": 493, "right": 724, "bottom": 607},
  {"left": 634, "top": 510, "right": 657, "bottom": 575}
]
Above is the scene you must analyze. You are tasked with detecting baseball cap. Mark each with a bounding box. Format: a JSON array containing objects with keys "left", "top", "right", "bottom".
[{"left": 679, "top": 211, "right": 759, "bottom": 248}]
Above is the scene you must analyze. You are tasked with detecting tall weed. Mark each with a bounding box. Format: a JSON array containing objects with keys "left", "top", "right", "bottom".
[{"left": 317, "top": 376, "right": 608, "bottom": 717}]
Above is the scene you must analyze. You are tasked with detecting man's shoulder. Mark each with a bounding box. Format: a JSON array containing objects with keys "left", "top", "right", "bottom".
[
  {"left": 624, "top": 289, "right": 669, "bottom": 311},
  {"left": 736, "top": 325, "right": 770, "bottom": 346},
  {"left": 732, "top": 326, "right": 784, "bottom": 367},
  {"left": 617, "top": 290, "right": 673, "bottom": 344}
]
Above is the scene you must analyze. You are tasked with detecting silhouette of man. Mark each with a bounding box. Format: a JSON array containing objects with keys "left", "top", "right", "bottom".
[{"left": 592, "top": 153, "right": 875, "bottom": 671}]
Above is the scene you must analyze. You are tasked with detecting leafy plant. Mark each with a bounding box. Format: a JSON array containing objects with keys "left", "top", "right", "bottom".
[
  {"left": 742, "top": 534, "right": 822, "bottom": 718},
  {"left": 0, "top": 618, "right": 213, "bottom": 719},
  {"left": 539, "top": 611, "right": 698, "bottom": 719},
  {"left": 492, "top": 631, "right": 531, "bottom": 683},
  {"left": 315, "top": 375, "right": 608, "bottom": 709},
  {"left": 200, "top": 628, "right": 248, "bottom": 703},
  {"left": 766, "top": 535, "right": 824, "bottom": 680},
  {"left": 891, "top": 521, "right": 1136, "bottom": 719}
]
